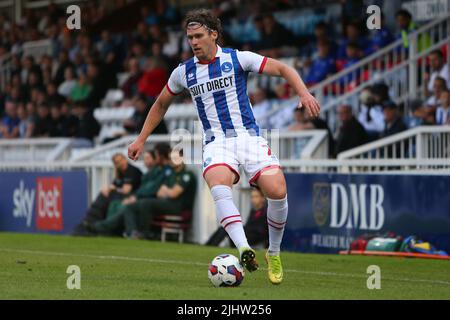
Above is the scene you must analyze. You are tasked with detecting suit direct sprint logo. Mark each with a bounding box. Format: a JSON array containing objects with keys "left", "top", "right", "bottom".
[{"left": 13, "top": 177, "right": 63, "bottom": 231}]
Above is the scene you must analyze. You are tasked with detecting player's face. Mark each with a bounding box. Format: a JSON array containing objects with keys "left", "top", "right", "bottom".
[{"left": 186, "top": 26, "right": 217, "bottom": 60}]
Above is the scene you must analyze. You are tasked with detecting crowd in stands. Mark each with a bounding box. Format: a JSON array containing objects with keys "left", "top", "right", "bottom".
[{"left": 0, "top": 1, "right": 449, "bottom": 157}]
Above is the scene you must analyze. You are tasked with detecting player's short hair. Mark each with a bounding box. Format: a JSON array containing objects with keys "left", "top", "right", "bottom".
[{"left": 185, "top": 9, "right": 222, "bottom": 41}]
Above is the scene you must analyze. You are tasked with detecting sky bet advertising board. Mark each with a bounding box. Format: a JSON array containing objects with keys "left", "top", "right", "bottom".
[
  {"left": 0, "top": 171, "right": 88, "bottom": 234},
  {"left": 284, "top": 173, "right": 450, "bottom": 254}
]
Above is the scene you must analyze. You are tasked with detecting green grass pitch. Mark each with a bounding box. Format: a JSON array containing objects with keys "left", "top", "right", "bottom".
[{"left": 0, "top": 232, "right": 449, "bottom": 299}]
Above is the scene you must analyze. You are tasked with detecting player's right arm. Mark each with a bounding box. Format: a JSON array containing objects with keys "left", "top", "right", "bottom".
[{"left": 128, "top": 86, "right": 176, "bottom": 161}]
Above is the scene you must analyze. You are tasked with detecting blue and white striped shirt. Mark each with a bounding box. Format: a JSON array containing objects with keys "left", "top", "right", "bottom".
[{"left": 166, "top": 45, "right": 268, "bottom": 143}]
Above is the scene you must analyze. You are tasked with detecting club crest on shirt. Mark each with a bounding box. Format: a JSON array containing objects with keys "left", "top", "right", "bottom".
[
  {"left": 221, "top": 62, "right": 232, "bottom": 73},
  {"left": 188, "top": 72, "right": 195, "bottom": 80},
  {"left": 203, "top": 157, "right": 212, "bottom": 168}
]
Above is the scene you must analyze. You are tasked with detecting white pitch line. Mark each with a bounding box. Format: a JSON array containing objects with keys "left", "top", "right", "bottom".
[{"left": 1, "top": 247, "right": 449, "bottom": 287}]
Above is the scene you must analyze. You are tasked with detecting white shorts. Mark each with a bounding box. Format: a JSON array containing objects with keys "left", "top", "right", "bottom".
[{"left": 202, "top": 134, "right": 280, "bottom": 186}]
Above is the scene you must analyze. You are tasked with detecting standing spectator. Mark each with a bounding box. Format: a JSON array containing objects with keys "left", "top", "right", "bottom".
[
  {"left": 395, "top": 9, "right": 431, "bottom": 52},
  {"left": 357, "top": 87, "right": 385, "bottom": 140},
  {"left": 436, "top": 89, "right": 450, "bottom": 125},
  {"left": 335, "top": 105, "right": 368, "bottom": 156},
  {"left": 424, "top": 50, "right": 450, "bottom": 97},
  {"left": 206, "top": 188, "right": 268, "bottom": 248}
]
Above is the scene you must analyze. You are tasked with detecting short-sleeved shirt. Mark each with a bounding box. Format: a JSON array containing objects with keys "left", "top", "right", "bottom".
[
  {"left": 162, "top": 166, "right": 197, "bottom": 210},
  {"left": 166, "top": 45, "right": 267, "bottom": 144},
  {"left": 113, "top": 163, "right": 142, "bottom": 192}
]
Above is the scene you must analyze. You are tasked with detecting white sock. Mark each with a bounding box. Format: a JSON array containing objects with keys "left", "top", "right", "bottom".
[
  {"left": 267, "top": 195, "right": 288, "bottom": 254},
  {"left": 210, "top": 185, "right": 249, "bottom": 250}
]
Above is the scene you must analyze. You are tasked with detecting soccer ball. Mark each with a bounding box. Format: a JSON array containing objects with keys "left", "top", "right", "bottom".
[{"left": 208, "top": 254, "right": 245, "bottom": 287}]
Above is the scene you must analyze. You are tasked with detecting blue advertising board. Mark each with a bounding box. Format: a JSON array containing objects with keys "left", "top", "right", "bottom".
[
  {"left": 284, "top": 173, "right": 450, "bottom": 254},
  {"left": 0, "top": 171, "right": 88, "bottom": 234}
]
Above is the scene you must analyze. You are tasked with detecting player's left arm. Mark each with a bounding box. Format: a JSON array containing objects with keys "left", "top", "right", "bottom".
[{"left": 261, "top": 58, "right": 320, "bottom": 117}]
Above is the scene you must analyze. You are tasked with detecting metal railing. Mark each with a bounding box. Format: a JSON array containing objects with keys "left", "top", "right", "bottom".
[
  {"left": 0, "top": 138, "right": 73, "bottom": 162},
  {"left": 337, "top": 125, "right": 450, "bottom": 171}
]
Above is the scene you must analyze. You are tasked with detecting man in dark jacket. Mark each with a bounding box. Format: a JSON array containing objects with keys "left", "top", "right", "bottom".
[{"left": 334, "top": 104, "right": 369, "bottom": 156}]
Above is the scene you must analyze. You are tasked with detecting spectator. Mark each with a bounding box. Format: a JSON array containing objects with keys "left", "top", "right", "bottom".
[
  {"left": 87, "top": 144, "right": 174, "bottom": 236},
  {"left": 255, "top": 12, "right": 295, "bottom": 57},
  {"left": 0, "top": 101, "right": 20, "bottom": 138},
  {"left": 395, "top": 9, "right": 431, "bottom": 52},
  {"left": 137, "top": 57, "right": 168, "bottom": 103},
  {"left": 54, "top": 50, "right": 74, "bottom": 85},
  {"left": 86, "top": 63, "right": 109, "bottom": 108},
  {"left": 48, "top": 104, "right": 77, "bottom": 137},
  {"left": 70, "top": 72, "right": 92, "bottom": 102},
  {"left": 206, "top": 188, "right": 268, "bottom": 248},
  {"left": 337, "top": 21, "right": 369, "bottom": 60},
  {"left": 367, "top": 14, "right": 394, "bottom": 54},
  {"left": 251, "top": 87, "right": 272, "bottom": 128},
  {"left": 357, "top": 87, "right": 385, "bottom": 140},
  {"left": 335, "top": 104, "right": 368, "bottom": 156},
  {"left": 424, "top": 50, "right": 450, "bottom": 97},
  {"left": 72, "top": 101, "right": 100, "bottom": 142},
  {"left": 121, "top": 58, "right": 143, "bottom": 99},
  {"left": 121, "top": 149, "right": 196, "bottom": 239},
  {"left": 57, "top": 67, "right": 77, "bottom": 98},
  {"left": 380, "top": 101, "right": 407, "bottom": 138},
  {"left": 32, "top": 103, "right": 52, "bottom": 137},
  {"left": 122, "top": 94, "right": 167, "bottom": 136},
  {"left": 304, "top": 40, "right": 336, "bottom": 86},
  {"left": 436, "top": 89, "right": 450, "bottom": 125},
  {"left": 339, "top": 42, "right": 361, "bottom": 85},
  {"left": 288, "top": 107, "right": 335, "bottom": 157},
  {"left": 46, "top": 82, "right": 65, "bottom": 107},
  {"left": 17, "top": 102, "right": 33, "bottom": 138},
  {"left": 414, "top": 76, "right": 448, "bottom": 124},
  {"left": 73, "top": 152, "right": 143, "bottom": 236}
]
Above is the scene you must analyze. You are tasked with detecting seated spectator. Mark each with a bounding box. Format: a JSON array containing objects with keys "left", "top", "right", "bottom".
[
  {"left": 255, "top": 12, "right": 295, "bottom": 57},
  {"left": 57, "top": 67, "right": 77, "bottom": 98},
  {"left": 305, "top": 22, "right": 337, "bottom": 59},
  {"left": 70, "top": 72, "right": 92, "bottom": 102},
  {"left": 138, "top": 57, "right": 168, "bottom": 103},
  {"left": 380, "top": 101, "right": 407, "bottom": 138},
  {"left": 73, "top": 153, "right": 142, "bottom": 236},
  {"left": 335, "top": 104, "right": 368, "bottom": 156},
  {"left": 123, "top": 93, "right": 168, "bottom": 135},
  {"left": 48, "top": 104, "right": 78, "bottom": 137},
  {"left": 251, "top": 87, "right": 272, "bottom": 128},
  {"left": 304, "top": 40, "right": 336, "bottom": 86},
  {"left": 339, "top": 42, "right": 361, "bottom": 86},
  {"left": 367, "top": 14, "right": 394, "bottom": 54},
  {"left": 414, "top": 76, "right": 447, "bottom": 124},
  {"left": 121, "top": 58, "right": 143, "bottom": 99},
  {"left": 46, "top": 82, "right": 65, "bottom": 107},
  {"left": 32, "top": 103, "right": 53, "bottom": 137},
  {"left": 424, "top": 50, "right": 450, "bottom": 97},
  {"left": 72, "top": 101, "right": 100, "bottom": 142},
  {"left": 288, "top": 107, "right": 335, "bottom": 157},
  {"left": 337, "top": 21, "right": 369, "bottom": 60},
  {"left": 0, "top": 101, "right": 20, "bottom": 138},
  {"left": 86, "top": 63, "right": 110, "bottom": 109},
  {"left": 17, "top": 103, "right": 33, "bottom": 138},
  {"left": 436, "top": 89, "right": 450, "bottom": 125},
  {"left": 86, "top": 143, "right": 174, "bottom": 236},
  {"left": 206, "top": 188, "right": 268, "bottom": 248},
  {"left": 357, "top": 87, "right": 385, "bottom": 140}
]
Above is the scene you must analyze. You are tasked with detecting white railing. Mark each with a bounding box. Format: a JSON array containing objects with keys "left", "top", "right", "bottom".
[
  {"left": 309, "top": 13, "right": 450, "bottom": 132},
  {"left": 337, "top": 126, "right": 450, "bottom": 171},
  {"left": 0, "top": 138, "right": 73, "bottom": 162},
  {"left": 70, "top": 129, "right": 329, "bottom": 163}
]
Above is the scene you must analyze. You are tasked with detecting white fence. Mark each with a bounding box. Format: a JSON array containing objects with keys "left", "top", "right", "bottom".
[{"left": 0, "top": 138, "right": 73, "bottom": 162}]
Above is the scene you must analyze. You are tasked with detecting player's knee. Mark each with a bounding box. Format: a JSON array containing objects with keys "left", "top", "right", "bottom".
[{"left": 265, "top": 184, "right": 287, "bottom": 200}]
